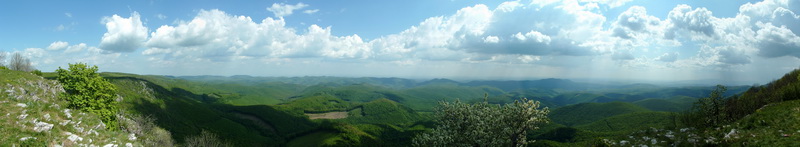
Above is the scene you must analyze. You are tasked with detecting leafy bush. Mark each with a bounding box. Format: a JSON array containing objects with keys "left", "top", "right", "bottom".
[
  {"left": 413, "top": 96, "right": 549, "bottom": 146},
  {"left": 30, "top": 70, "right": 43, "bottom": 76},
  {"left": 56, "top": 63, "right": 120, "bottom": 130}
]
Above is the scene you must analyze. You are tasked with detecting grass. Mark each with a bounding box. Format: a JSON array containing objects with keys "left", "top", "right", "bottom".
[
  {"left": 0, "top": 69, "right": 135, "bottom": 146},
  {"left": 723, "top": 99, "right": 800, "bottom": 146}
]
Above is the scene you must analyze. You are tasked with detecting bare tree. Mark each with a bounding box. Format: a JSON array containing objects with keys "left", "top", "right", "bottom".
[
  {"left": 184, "top": 130, "right": 230, "bottom": 147},
  {"left": 0, "top": 51, "right": 6, "bottom": 67},
  {"left": 9, "top": 52, "right": 34, "bottom": 72}
]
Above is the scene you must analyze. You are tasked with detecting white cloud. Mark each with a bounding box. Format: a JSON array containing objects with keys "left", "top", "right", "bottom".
[
  {"left": 578, "top": 0, "right": 633, "bottom": 8},
  {"left": 156, "top": 14, "right": 167, "bottom": 20},
  {"left": 611, "top": 6, "right": 661, "bottom": 39},
  {"left": 65, "top": 13, "right": 72, "bottom": 18},
  {"left": 47, "top": 41, "right": 69, "bottom": 50},
  {"left": 22, "top": 48, "right": 46, "bottom": 59},
  {"left": 27, "top": 0, "right": 793, "bottom": 83},
  {"left": 144, "top": 9, "right": 371, "bottom": 62},
  {"left": 65, "top": 43, "right": 88, "bottom": 53},
  {"left": 754, "top": 22, "right": 800, "bottom": 58},
  {"left": 483, "top": 36, "right": 499, "bottom": 43},
  {"left": 141, "top": 0, "right": 628, "bottom": 66},
  {"left": 665, "top": 5, "right": 717, "bottom": 39},
  {"left": 99, "top": 12, "right": 148, "bottom": 52},
  {"left": 656, "top": 52, "right": 679, "bottom": 62},
  {"left": 303, "top": 9, "right": 319, "bottom": 14},
  {"left": 704, "top": 46, "right": 751, "bottom": 65},
  {"left": 55, "top": 24, "right": 66, "bottom": 31},
  {"left": 267, "top": 2, "right": 309, "bottom": 17}
]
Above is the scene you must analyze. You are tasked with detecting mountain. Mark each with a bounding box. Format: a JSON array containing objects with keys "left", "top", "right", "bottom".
[
  {"left": 465, "top": 78, "right": 597, "bottom": 91},
  {"left": 416, "top": 78, "right": 461, "bottom": 86}
]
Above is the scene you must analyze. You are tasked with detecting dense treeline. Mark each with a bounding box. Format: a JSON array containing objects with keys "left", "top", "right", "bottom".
[{"left": 683, "top": 69, "right": 800, "bottom": 129}]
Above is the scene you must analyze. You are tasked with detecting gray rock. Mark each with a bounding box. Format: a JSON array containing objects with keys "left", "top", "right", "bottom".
[{"left": 33, "top": 121, "right": 54, "bottom": 132}]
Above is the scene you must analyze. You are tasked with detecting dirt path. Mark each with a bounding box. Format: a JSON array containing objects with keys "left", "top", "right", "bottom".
[{"left": 306, "top": 112, "right": 348, "bottom": 119}]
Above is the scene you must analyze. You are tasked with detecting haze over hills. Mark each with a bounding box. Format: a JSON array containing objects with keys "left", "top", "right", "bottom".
[
  {"left": 3, "top": 66, "right": 799, "bottom": 146},
  {"left": 2, "top": 0, "right": 800, "bottom": 146}
]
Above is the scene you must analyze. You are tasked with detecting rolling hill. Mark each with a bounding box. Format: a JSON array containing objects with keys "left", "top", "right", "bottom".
[{"left": 548, "top": 102, "right": 650, "bottom": 126}]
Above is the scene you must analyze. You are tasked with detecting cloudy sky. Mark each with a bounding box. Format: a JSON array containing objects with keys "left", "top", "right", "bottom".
[{"left": 1, "top": 0, "right": 799, "bottom": 84}]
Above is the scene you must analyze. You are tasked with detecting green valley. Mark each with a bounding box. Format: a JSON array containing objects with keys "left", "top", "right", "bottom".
[{"left": 3, "top": 66, "right": 800, "bottom": 146}]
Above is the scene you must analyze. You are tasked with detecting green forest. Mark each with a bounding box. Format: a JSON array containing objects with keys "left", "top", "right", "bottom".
[{"left": 2, "top": 61, "right": 800, "bottom": 146}]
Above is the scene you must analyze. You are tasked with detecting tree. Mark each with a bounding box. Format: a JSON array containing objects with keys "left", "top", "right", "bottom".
[
  {"left": 9, "top": 52, "right": 34, "bottom": 72},
  {"left": 184, "top": 130, "right": 230, "bottom": 147},
  {"left": 413, "top": 96, "right": 550, "bottom": 147},
  {"left": 56, "top": 63, "right": 120, "bottom": 130},
  {"left": 681, "top": 85, "right": 728, "bottom": 128},
  {"left": 0, "top": 51, "right": 6, "bottom": 67}
]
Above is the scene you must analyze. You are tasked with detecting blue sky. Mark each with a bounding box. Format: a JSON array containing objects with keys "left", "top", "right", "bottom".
[{"left": 1, "top": 0, "right": 799, "bottom": 85}]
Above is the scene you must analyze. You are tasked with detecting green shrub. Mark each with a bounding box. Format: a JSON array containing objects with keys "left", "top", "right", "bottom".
[
  {"left": 56, "top": 63, "right": 120, "bottom": 130},
  {"left": 30, "top": 70, "right": 43, "bottom": 76}
]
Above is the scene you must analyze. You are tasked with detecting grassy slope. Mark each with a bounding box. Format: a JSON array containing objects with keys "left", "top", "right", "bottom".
[
  {"left": 0, "top": 69, "right": 134, "bottom": 146},
  {"left": 725, "top": 99, "right": 800, "bottom": 146}
]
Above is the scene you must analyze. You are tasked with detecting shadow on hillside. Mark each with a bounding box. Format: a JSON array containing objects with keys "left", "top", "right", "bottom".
[{"left": 106, "top": 77, "right": 318, "bottom": 146}]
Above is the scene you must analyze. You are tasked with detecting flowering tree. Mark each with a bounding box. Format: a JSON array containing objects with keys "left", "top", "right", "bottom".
[{"left": 413, "top": 96, "right": 549, "bottom": 146}]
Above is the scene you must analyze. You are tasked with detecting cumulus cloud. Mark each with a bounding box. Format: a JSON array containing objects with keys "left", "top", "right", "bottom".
[
  {"left": 116, "top": 0, "right": 800, "bottom": 73},
  {"left": 656, "top": 52, "right": 679, "bottom": 62},
  {"left": 144, "top": 9, "right": 371, "bottom": 62},
  {"left": 444, "top": 1, "right": 605, "bottom": 56},
  {"left": 99, "top": 12, "right": 148, "bottom": 52},
  {"left": 267, "top": 3, "right": 309, "bottom": 17},
  {"left": 711, "top": 46, "right": 751, "bottom": 65},
  {"left": 578, "top": 0, "right": 633, "bottom": 8},
  {"left": 612, "top": 6, "right": 661, "bottom": 39},
  {"left": 47, "top": 41, "right": 69, "bottom": 50},
  {"left": 755, "top": 23, "right": 800, "bottom": 58},
  {"left": 65, "top": 43, "right": 88, "bottom": 53},
  {"left": 665, "top": 5, "right": 717, "bottom": 39}
]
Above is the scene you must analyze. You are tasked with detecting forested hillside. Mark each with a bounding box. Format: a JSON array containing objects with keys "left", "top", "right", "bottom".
[{"left": 3, "top": 66, "right": 798, "bottom": 146}]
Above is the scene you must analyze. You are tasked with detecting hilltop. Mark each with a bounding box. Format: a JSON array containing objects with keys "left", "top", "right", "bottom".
[{"left": 0, "top": 69, "right": 171, "bottom": 146}]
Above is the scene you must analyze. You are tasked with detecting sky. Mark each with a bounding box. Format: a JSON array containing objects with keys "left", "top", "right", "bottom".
[{"left": 1, "top": 0, "right": 799, "bottom": 85}]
